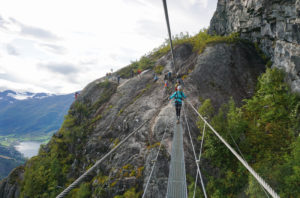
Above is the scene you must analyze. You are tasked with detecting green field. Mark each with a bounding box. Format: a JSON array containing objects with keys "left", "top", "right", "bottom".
[{"left": 0, "top": 132, "right": 53, "bottom": 147}]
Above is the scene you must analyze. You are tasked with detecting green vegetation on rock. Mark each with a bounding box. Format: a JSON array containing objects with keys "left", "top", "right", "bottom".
[
  {"left": 20, "top": 81, "right": 117, "bottom": 198},
  {"left": 152, "top": 29, "right": 239, "bottom": 59},
  {"left": 68, "top": 182, "right": 91, "bottom": 198},
  {"left": 114, "top": 187, "right": 141, "bottom": 198},
  {"left": 117, "top": 29, "right": 239, "bottom": 79},
  {"left": 117, "top": 56, "right": 155, "bottom": 78},
  {"left": 196, "top": 68, "right": 300, "bottom": 197}
]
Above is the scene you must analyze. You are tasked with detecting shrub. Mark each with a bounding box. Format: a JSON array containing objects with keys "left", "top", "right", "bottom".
[
  {"left": 198, "top": 68, "right": 300, "bottom": 196},
  {"left": 154, "top": 65, "right": 164, "bottom": 74},
  {"left": 151, "top": 29, "right": 240, "bottom": 59},
  {"left": 114, "top": 187, "right": 141, "bottom": 198},
  {"left": 117, "top": 56, "right": 155, "bottom": 78},
  {"left": 75, "top": 183, "right": 91, "bottom": 198}
]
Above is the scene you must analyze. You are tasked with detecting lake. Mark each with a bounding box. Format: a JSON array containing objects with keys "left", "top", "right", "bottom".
[{"left": 14, "top": 142, "right": 41, "bottom": 158}]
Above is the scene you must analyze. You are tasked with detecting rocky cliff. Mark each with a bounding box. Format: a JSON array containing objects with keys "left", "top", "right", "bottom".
[
  {"left": 209, "top": 0, "right": 300, "bottom": 92},
  {"left": 0, "top": 41, "right": 266, "bottom": 197}
]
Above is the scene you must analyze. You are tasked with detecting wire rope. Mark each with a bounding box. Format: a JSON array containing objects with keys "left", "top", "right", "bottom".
[
  {"left": 142, "top": 118, "right": 170, "bottom": 198},
  {"left": 56, "top": 120, "right": 149, "bottom": 198},
  {"left": 187, "top": 101, "right": 280, "bottom": 198},
  {"left": 183, "top": 104, "right": 208, "bottom": 198}
]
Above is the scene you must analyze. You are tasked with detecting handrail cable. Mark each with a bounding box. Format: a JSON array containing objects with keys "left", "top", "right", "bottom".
[
  {"left": 142, "top": 118, "right": 170, "bottom": 198},
  {"left": 56, "top": 120, "right": 149, "bottom": 198},
  {"left": 187, "top": 105, "right": 269, "bottom": 198},
  {"left": 187, "top": 101, "right": 280, "bottom": 198},
  {"left": 227, "top": 127, "right": 270, "bottom": 198},
  {"left": 183, "top": 104, "right": 208, "bottom": 198},
  {"left": 198, "top": 122, "right": 206, "bottom": 164},
  {"left": 162, "top": 0, "right": 176, "bottom": 73},
  {"left": 193, "top": 122, "right": 206, "bottom": 198},
  {"left": 187, "top": 101, "right": 269, "bottom": 197}
]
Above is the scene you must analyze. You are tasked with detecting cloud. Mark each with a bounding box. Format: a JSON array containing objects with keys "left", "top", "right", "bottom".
[
  {"left": 6, "top": 44, "right": 20, "bottom": 56},
  {"left": 135, "top": 19, "right": 165, "bottom": 39},
  {"left": 20, "top": 23, "right": 60, "bottom": 40},
  {"left": 189, "top": 0, "right": 208, "bottom": 8},
  {"left": 1, "top": 17, "right": 60, "bottom": 41},
  {"left": 122, "top": 0, "right": 146, "bottom": 7},
  {"left": 39, "top": 62, "right": 79, "bottom": 75},
  {"left": 38, "top": 43, "right": 66, "bottom": 54},
  {"left": 0, "top": 73, "right": 20, "bottom": 82},
  {"left": 0, "top": 15, "right": 5, "bottom": 28},
  {"left": 0, "top": 79, "right": 50, "bottom": 93},
  {"left": 0, "top": 1, "right": 218, "bottom": 94},
  {"left": 79, "top": 59, "right": 98, "bottom": 65}
]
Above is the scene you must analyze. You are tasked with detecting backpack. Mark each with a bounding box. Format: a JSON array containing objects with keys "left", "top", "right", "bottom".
[{"left": 175, "top": 91, "right": 183, "bottom": 100}]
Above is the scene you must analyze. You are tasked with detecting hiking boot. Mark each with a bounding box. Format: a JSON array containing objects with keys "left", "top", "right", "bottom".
[{"left": 177, "top": 119, "right": 180, "bottom": 124}]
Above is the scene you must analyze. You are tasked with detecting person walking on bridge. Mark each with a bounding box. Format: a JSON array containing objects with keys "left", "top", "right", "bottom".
[{"left": 169, "top": 85, "right": 186, "bottom": 124}]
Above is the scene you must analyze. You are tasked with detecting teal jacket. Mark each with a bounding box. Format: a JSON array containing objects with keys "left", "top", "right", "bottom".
[{"left": 170, "top": 91, "right": 186, "bottom": 104}]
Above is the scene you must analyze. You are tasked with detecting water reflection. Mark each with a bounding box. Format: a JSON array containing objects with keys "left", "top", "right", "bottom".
[{"left": 14, "top": 142, "right": 41, "bottom": 158}]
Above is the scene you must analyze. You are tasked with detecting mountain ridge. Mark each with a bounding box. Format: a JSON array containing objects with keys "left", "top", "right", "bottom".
[{"left": 0, "top": 90, "right": 74, "bottom": 136}]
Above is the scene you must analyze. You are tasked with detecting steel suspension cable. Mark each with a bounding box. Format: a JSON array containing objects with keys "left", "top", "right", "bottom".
[
  {"left": 162, "top": 0, "right": 176, "bottom": 72},
  {"left": 142, "top": 118, "right": 169, "bottom": 198},
  {"left": 183, "top": 104, "right": 208, "bottom": 198},
  {"left": 188, "top": 105, "right": 268, "bottom": 197},
  {"left": 188, "top": 102, "right": 269, "bottom": 197},
  {"left": 198, "top": 122, "right": 206, "bottom": 164},
  {"left": 227, "top": 127, "right": 270, "bottom": 198},
  {"left": 56, "top": 120, "right": 149, "bottom": 198},
  {"left": 191, "top": 110, "right": 269, "bottom": 197},
  {"left": 187, "top": 101, "right": 280, "bottom": 198},
  {"left": 193, "top": 122, "right": 206, "bottom": 198}
]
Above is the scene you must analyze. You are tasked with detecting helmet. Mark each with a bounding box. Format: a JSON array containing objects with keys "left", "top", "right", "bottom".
[{"left": 177, "top": 85, "right": 182, "bottom": 90}]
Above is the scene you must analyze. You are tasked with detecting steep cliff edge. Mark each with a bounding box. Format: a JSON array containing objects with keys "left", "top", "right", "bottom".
[
  {"left": 209, "top": 0, "right": 300, "bottom": 92},
  {"left": 0, "top": 41, "right": 266, "bottom": 198}
]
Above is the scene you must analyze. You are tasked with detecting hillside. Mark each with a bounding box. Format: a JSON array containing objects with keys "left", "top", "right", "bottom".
[
  {"left": 0, "top": 90, "right": 74, "bottom": 137},
  {"left": 0, "top": 145, "right": 24, "bottom": 180}
]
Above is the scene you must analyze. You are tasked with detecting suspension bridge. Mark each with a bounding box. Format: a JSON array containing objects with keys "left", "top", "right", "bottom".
[{"left": 56, "top": 0, "right": 280, "bottom": 197}]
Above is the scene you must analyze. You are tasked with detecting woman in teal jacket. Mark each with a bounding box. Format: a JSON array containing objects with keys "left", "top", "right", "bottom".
[{"left": 169, "top": 86, "right": 186, "bottom": 123}]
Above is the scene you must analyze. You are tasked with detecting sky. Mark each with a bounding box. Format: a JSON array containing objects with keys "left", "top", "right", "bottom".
[{"left": 0, "top": 0, "right": 218, "bottom": 94}]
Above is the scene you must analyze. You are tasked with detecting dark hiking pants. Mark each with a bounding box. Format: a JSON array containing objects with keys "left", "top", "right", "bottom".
[{"left": 175, "top": 102, "right": 182, "bottom": 118}]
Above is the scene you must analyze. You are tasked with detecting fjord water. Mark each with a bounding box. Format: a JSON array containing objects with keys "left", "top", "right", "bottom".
[{"left": 14, "top": 142, "right": 41, "bottom": 158}]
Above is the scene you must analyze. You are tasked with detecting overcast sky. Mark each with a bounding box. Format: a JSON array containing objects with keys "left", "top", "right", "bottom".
[{"left": 0, "top": 0, "right": 217, "bottom": 94}]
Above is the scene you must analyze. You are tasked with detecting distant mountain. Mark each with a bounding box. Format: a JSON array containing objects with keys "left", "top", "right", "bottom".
[
  {"left": 0, "top": 90, "right": 75, "bottom": 136},
  {"left": 0, "top": 90, "right": 74, "bottom": 179}
]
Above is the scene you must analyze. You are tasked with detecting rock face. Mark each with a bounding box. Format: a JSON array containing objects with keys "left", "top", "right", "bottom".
[
  {"left": 0, "top": 166, "right": 24, "bottom": 198},
  {"left": 209, "top": 0, "right": 300, "bottom": 92},
  {"left": 0, "top": 42, "right": 265, "bottom": 198}
]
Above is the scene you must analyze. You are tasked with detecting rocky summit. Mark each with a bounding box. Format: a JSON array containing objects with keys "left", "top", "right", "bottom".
[{"left": 209, "top": 0, "right": 300, "bottom": 92}]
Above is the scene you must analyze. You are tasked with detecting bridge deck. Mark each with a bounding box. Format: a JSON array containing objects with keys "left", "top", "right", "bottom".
[{"left": 166, "top": 122, "right": 188, "bottom": 198}]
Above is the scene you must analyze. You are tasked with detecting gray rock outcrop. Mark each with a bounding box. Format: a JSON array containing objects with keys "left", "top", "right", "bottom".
[
  {"left": 209, "top": 0, "right": 300, "bottom": 92},
  {"left": 0, "top": 166, "right": 23, "bottom": 198}
]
